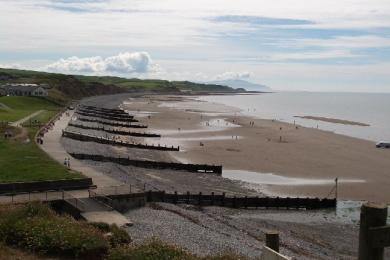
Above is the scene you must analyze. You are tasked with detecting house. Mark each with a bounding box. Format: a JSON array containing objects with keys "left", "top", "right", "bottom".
[{"left": 3, "top": 84, "right": 49, "bottom": 96}]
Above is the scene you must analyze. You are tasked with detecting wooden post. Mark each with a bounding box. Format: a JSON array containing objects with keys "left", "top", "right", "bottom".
[
  {"left": 358, "top": 202, "right": 387, "bottom": 260},
  {"left": 266, "top": 231, "right": 280, "bottom": 252}
]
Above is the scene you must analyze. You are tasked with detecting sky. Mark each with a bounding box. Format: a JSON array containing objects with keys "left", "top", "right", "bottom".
[{"left": 1, "top": 0, "right": 390, "bottom": 92}]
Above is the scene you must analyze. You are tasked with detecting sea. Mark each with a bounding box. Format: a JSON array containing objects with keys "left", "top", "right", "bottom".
[{"left": 198, "top": 91, "right": 390, "bottom": 142}]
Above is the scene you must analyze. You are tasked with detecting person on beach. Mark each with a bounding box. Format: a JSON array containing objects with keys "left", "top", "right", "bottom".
[
  {"left": 64, "top": 158, "right": 68, "bottom": 167},
  {"left": 67, "top": 158, "right": 71, "bottom": 168}
]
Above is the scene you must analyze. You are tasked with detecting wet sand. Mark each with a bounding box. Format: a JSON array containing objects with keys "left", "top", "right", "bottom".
[
  {"left": 295, "top": 116, "right": 370, "bottom": 126},
  {"left": 121, "top": 95, "right": 390, "bottom": 203}
]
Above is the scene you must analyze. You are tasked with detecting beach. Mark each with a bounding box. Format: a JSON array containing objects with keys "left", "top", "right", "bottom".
[
  {"left": 59, "top": 93, "right": 390, "bottom": 259},
  {"left": 119, "top": 95, "right": 390, "bottom": 203}
]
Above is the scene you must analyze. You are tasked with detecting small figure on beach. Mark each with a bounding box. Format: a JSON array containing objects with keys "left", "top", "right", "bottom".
[{"left": 67, "top": 158, "right": 71, "bottom": 168}]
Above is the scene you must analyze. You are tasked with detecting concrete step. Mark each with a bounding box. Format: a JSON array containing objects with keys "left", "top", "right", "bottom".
[{"left": 81, "top": 210, "right": 133, "bottom": 227}]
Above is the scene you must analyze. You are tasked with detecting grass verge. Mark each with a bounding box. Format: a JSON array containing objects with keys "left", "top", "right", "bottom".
[{"left": 0, "top": 96, "right": 82, "bottom": 183}]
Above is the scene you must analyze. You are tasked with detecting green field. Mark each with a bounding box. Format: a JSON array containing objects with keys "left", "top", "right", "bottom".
[
  {"left": 0, "top": 96, "right": 82, "bottom": 183},
  {"left": 0, "top": 96, "right": 60, "bottom": 122}
]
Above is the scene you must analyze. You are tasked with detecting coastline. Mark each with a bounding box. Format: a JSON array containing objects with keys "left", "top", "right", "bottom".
[{"left": 121, "top": 95, "right": 390, "bottom": 203}]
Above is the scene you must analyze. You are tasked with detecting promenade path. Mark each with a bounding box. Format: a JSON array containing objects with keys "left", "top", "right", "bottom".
[{"left": 40, "top": 110, "right": 122, "bottom": 188}]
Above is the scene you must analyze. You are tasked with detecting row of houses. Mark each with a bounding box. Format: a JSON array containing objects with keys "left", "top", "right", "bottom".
[{"left": 0, "top": 84, "right": 49, "bottom": 97}]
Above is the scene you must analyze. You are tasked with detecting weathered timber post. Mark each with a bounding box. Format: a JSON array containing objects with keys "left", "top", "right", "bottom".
[
  {"left": 358, "top": 202, "right": 387, "bottom": 260},
  {"left": 198, "top": 192, "right": 202, "bottom": 206},
  {"left": 147, "top": 190, "right": 152, "bottom": 202},
  {"left": 174, "top": 191, "right": 178, "bottom": 204},
  {"left": 266, "top": 231, "right": 280, "bottom": 252}
]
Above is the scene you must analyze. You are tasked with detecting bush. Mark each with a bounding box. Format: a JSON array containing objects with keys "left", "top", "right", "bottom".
[
  {"left": 89, "top": 222, "right": 131, "bottom": 247},
  {"left": 0, "top": 203, "right": 109, "bottom": 258},
  {"left": 108, "top": 239, "right": 196, "bottom": 260}
]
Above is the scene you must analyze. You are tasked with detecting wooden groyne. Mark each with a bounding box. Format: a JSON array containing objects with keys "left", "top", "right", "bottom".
[
  {"left": 77, "top": 116, "right": 148, "bottom": 129},
  {"left": 62, "top": 130, "right": 179, "bottom": 151},
  {"left": 148, "top": 191, "right": 336, "bottom": 209},
  {"left": 70, "top": 153, "right": 222, "bottom": 174},
  {"left": 81, "top": 105, "right": 125, "bottom": 115},
  {"left": 78, "top": 108, "right": 134, "bottom": 119},
  {"left": 75, "top": 110, "right": 139, "bottom": 123},
  {"left": 68, "top": 122, "right": 161, "bottom": 138},
  {"left": 105, "top": 191, "right": 336, "bottom": 210}
]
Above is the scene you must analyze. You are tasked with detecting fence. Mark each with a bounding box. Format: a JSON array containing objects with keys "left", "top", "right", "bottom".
[
  {"left": 77, "top": 116, "right": 148, "bottom": 128},
  {"left": 68, "top": 121, "right": 161, "bottom": 137},
  {"left": 62, "top": 130, "right": 179, "bottom": 151},
  {"left": 70, "top": 153, "right": 223, "bottom": 174},
  {"left": 75, "top": 110, "right": 138, "bottom": 123},
  {"left": 0, "top": 178, "right": 94, "bottom": 194}
]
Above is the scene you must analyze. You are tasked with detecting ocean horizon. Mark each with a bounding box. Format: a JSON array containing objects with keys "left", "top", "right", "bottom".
[{"left": 198, "top": 91, "right": 390, "bottom": 142}]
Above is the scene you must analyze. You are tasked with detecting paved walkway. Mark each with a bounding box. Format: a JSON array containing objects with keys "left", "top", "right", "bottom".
[
  {"left": 40, "top": 110, "right": 122, "bottom": 188},
  {"left": 11, "top": 109, "right": 44, "bottom": 127}
]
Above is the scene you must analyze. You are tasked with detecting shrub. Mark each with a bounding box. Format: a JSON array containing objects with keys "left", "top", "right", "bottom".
[
  {"left": 89, "top": 222, "right": 132, "bottom": 247},
  {"left": 0, "top": 203, "right": 109, "bottom": 258},
  {"left": 108, "top": 224, "right": 132, "bottom": 247},
  {"left": 108, "top": 239, "right": 196, "bottom": 260}
]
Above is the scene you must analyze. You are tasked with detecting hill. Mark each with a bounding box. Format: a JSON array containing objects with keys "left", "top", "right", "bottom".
[
  {"left": 209, "top": 79, "right": 271, "bottom": 92},
  {"left": 0, "top": 68, "right": 237, "bottom": 103}
]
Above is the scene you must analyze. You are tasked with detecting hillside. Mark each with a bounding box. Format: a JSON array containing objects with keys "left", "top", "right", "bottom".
[
  {"left": 209, "top": 79, "right": 271, "bottom": 92},
  {"left": 0, "top": 68, "right": 237, "bottom": 103}
]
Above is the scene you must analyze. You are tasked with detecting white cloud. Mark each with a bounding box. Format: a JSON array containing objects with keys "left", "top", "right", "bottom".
[
  {"left": 215, "top": 71, "right": 251, "bottom": 80},
  {"left": 0, "top": 63, "right": 21, "bottom": 69},
  {"left": 299, "top": 36, "right": 390, "bottom": 49},
  {"left": 254, "top": 50, "right": 358, "bottom": 62},
  {"left": 45, "top": 51, "right": 159, "bottom": 74}
]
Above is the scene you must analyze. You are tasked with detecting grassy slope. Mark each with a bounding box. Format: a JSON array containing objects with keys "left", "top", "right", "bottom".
[
  {"left": 0, "top": 68, "right": 236, "bottom": 102},
  {"left": 0, "top": 96, "right": 59, "bottom": 122},
  {"left": 0, "top": 96, "right": 82, "bottom": 183}
]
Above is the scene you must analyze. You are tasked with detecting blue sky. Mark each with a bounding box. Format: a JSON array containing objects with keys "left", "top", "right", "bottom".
[{"left": 1, "top": 0, "right": 390, "bottom": 92}]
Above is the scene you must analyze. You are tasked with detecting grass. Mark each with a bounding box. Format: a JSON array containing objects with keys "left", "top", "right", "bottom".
[
  {"left": 0, "top": 130, "right": 82, "bottom": 182},
  {"left": 0, "top": 96, "right": 60, "bottom": 122},
  {"left": 0, "top": 96, "right": 82, "bottom": 183}
]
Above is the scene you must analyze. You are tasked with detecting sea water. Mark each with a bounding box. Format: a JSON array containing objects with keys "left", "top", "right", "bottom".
[{"left": 198, "top": 92, "right": 390, "bottom": 142}]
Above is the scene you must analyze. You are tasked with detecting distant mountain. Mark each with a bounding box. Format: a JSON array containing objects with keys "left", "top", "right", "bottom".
[{"left": 210, "top": 79, "right": 271, "bottom": 92}]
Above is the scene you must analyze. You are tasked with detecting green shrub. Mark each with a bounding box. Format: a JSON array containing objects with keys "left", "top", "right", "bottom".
[
  {"left": 108, "top": 224, "right": 132, "bottom": 247},
  {"left": 108, "top": 239, "right": 196, "bottom": 260},
  {"left": 89, "top": 222, "right": 131, "bottom": 247},
  {"left": 0, "top": 203, "right": 109, "bottom": 258},
  {"left": 89, "top": 222, "right": 111, "bottom": 232}
]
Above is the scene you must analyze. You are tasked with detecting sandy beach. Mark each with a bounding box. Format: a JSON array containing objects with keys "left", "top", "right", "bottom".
[
  {"left": 58, "top": 93, "right": 390, "bottom": 259},
  {"left": 119, "top": 95, "right": 390, "bottom": 203}
]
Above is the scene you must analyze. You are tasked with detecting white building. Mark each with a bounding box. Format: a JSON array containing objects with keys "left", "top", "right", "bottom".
[{"left": 2, "top": 84, "right": 49, "bottom": 96}]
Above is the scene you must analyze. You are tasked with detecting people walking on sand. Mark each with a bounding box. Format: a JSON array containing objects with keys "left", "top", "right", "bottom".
[
  {"left": 64, "top": 158, "right": 68, "bottom": 167},
  {"left": 67, "top": 158, "right": 71, "bottom": 168}
]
